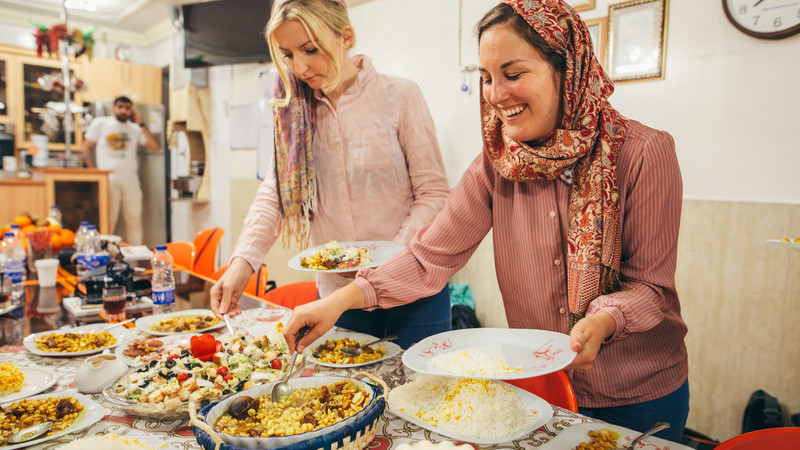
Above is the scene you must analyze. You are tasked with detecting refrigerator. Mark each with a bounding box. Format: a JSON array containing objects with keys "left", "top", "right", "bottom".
[{"left": 86, "top": 100, "right": 169, "bottom": 248}]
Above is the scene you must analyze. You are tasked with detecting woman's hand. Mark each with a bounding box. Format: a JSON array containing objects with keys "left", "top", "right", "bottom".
[
  {"left": 284, "top": 283, "right": 366, "bottom": 352},
  {"left": 566, "top": 312, "right": 616, "bottom": 371},
  {"left": 209, "top": 257, "right": 254, "bottom": 320}
]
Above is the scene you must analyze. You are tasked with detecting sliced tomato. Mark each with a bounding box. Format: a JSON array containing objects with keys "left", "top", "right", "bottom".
[
  {"left": 271, "top": 359, "right": 282, "bottom": 370},
  {"left": 190, "top": 334, "right": 217, "bottom": 361}
]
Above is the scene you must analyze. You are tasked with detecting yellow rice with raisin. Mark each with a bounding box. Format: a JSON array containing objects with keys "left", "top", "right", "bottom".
[
  {"left": 312, "top": 338, "right": 386, "bottom": 365},
  {"left": 0, "top": 362, "right": 25, "bottom": 395},
  {"left": 34, "top": 331, "right": 117, "bottom": 353},
  {"left": 0, "top": 396, "right": 84, "bottom": 440}
]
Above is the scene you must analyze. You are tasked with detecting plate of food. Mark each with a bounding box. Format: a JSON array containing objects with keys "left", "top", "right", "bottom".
[
  {"left": 386, "top": 373, "right": 553, "bottom": 445},
  {"left": 104, "top": 332, "right": 298, "bottom": 419},
  {"left": 57, "top": 433, "right": 180, "bottom": 449},
  {"left": 0, "top": 362, "right": 58, "bottom": 404},
  {"left": 134, "top": 309, "right": 224, "bottom": 336},
  {"left": 304, "top": 331, "right": 402, "bottom": 368},
  {"left": 23, "top": 323, "right": 138, "bottom": 357},
  {"left": 402, "top": 328, "right": 576, "bottom": 380},
  {"left": 288, "top": 240, "right": 406, "bottom": 273},
  {"left": 115, "top": 334, "right": 192, "bottom": 367},
  {"left": 542, "top": 422, "right": 689, "bottom": 449},
  {"left": 0, "top": 392, "right": 105, "bottom": 449},
  {"left": 766, "top": 238, "right": 800, "bottom": 251}
]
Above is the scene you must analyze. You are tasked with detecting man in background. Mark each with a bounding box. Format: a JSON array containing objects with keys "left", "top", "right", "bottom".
[{"left": 82, "top": 96, "right": 159, "bottom": 245}]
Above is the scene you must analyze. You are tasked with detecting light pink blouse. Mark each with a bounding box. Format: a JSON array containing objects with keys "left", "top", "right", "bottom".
[
  {"left": 354, "top": 120, "right": 688, "bottom": 408},
  {"left": 232, "top": 55, "right": 450, "bottom": 297}
]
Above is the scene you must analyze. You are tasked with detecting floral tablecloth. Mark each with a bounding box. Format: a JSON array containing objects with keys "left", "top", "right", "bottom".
[{"left": 0, "top": 307, "right": 657, "bottom": 450}]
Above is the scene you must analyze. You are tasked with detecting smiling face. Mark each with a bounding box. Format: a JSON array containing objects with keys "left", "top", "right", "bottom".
[
  {"left": 479, "top": 24, "right": 563, "bottom": 143},
  {"left": 275, "top": 19, "right": 347, "bottom": 91}
]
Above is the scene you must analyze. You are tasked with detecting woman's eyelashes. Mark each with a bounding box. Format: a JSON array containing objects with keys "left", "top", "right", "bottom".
[
  {"left": 281, "top": 47, "right": 318, "bottom": 60},
  {"left": 481, "top": 72, "right": 523, "bottom": 85}
]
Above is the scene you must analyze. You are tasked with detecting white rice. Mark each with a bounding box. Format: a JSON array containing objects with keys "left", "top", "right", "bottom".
[
  {"left": 388, "top": 374, "right": 538, "bottom": 440},
  {"left": 57, "top": 434, "right": 166, "bottom": 450},
  {"left": 427, "top": 347, "right": 522, "bottom": 377}
]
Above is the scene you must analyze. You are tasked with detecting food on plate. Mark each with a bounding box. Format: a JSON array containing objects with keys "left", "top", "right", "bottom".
[
  {"left": 388, "top": 374, "right": 538, "bottom": 440},
  {"left": 426, "top": 348, "right": 522, "bottom": 377},
  {"left": 300, "top": 240, "right": 370, "bottom": 270},
  {"left": 573, "top": 428, "right": 621, "bottom": 449},
  {"left": 213, "top": 380, "right": 370, "bottom": 437},
  {"left": 0, "top": 362, "right": 25, "bottom": 395},
  {"left": 147, "top": 314, "right": 220, "bottom": 333},
  {"left": 57, "top": 433, "right": 164, "bottom": 449},
  {"left": 34, "top": 331, "right": 117, "bottom": 353},
  {"left": 121, "top": 338, "right": 189, "bottom": 366},
  {"left": 0, "top": 396, "right": 84, "bottom": 441},
  {"left": 312, "top": 337, "right": 386, "bottom": 365},
  {"left": 112, "top": 334, "right": 292, "bottom": 410},
  {"left": 779, "top": 237, "right": 800, "bottom": 244}
]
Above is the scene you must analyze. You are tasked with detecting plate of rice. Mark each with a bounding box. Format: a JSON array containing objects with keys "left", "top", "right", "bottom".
[
  {"left": 402, "top": 328, "right": 576, "bottom": 380},
  {"left": 304, "top": 331, "right": 402, "bottom": 368},
  {"left": 387, "top": 374, "right": 553, "bottom": 444},
  {"left": 288, "top": 240, "right": 405, "bottom": 273},
  {"left": 0, "top": 362, "right": 57, "bottom": 404},
  {"left": 57, "top": 434, "right": 179, "bottom": 449},
  {"left": 23, "top": 323, "right": 138, "bottom": 357}
]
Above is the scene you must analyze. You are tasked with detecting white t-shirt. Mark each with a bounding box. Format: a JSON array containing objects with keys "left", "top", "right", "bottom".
[{"left": 84, "top": 117, "right": 146, "bottom": 184}]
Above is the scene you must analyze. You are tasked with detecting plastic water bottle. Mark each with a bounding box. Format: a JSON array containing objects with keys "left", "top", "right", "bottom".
[
  {"left": 151, "top": 245, "right": 175, "bottom": 314},
  {"left": 1, "top": 232, "right": 27, "bottom": 303},
  {"left": 48, "top": 205, "right": 63, "bottom": 227},
  {"left": 75, "top": 221, "right": 90, "bottom": 276}
]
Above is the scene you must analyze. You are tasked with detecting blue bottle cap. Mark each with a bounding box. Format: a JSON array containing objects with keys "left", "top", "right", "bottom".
[
  {"left": 156, "top": 245, "right": 167, "bottom": 251},
  {"left": 88, "top": 225, "right": 97, "bottom": 230},
  {"left": 80, "top": 221, "right": 89, "bottom": 226},
  {"left": 10, "top": 224, "right": 19, "bottom": 230},
  {"left": 4, "top": 232, "right": 14, "bottom": 238}
]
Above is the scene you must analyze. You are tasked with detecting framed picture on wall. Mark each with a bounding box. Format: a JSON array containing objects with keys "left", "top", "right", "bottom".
[
  {"left": 584, "top": 17, "right": 608, "bottom": 69},
  {"left": 564, "top": 0, "right": 596, "bottom": 12},
  {"left": 607, "top": 0, "right": 669, "bottom": 83}
]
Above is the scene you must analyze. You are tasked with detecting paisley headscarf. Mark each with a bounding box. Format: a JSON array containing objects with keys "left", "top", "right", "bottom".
[
  {"left": 270, "top": 0, "right": 347, "bottom": 247},
  {"left": 481, "top": 0, "right": 630, "bottom": 328}
]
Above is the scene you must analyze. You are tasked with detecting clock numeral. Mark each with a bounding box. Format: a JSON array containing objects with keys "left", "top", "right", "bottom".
[
  {"left": 739, "top": 5, "right": 747, "bottom": 15},
  {"left": 774, "top": 17, "right": 782, "bottom": 28},
  {"left": 752, "top": 15, "right": 760, "bottom": 26}
]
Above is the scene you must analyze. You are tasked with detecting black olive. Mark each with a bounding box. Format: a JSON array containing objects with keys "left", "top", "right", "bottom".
[
  {"left": 165, "top": 359, "right": 176, "bottom": 369},
  {"left": 180, "top": 350, "right": 190, "bottom": 358},
  {"left": 222, "top": 388, "right": 233, "bottom": 395},
  {"left": 235, "top": 380, "right": 247, "bottom": 391},
  {"left": 137, "top": 365, "right": 149, "bottom": 373},
  {"left": 139, "top": 379, "right": 151, "bottom": 388},
  {"left": 148, "top": 360, "right": 158, "bottom": 368}
]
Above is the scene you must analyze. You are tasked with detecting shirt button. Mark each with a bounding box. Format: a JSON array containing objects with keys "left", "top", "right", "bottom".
[
  {"left": 554, "top": 259, "right": 561, "bottom": 266},
  {"left": 559, "top": 308, "right": 566, "bottom": 314},
  {"left": 549, "top": 211, "right": 556, "bottom": 218}
]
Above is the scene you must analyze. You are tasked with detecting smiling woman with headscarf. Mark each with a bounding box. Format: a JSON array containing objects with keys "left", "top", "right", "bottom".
[{"left": 284, "top": 0, "right": 689, "bottom": 441}]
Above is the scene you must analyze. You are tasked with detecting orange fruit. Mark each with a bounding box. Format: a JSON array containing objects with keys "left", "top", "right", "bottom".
[
  {"left": 47, "top": 223, "right": 61, "bottom": 233},
  {"left": 22, "top": 224, "right": 38, "bottom": 234},
  {"left": 2, "top": 224, "right": 9, "bottom": 232},
  {"left": 13, "top": 215, "right": 31, "bottom": 227},
  {"left": 60, "top": 229, "right": 75, "bottom": 247},
  {"left": 50, "top": 233, "right": 62, "bottom": 252}
]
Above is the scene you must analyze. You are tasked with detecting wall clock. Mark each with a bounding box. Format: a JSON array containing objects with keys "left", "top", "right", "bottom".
[{"left": 723, "top": 0, "right": 800, "bottom": 39}]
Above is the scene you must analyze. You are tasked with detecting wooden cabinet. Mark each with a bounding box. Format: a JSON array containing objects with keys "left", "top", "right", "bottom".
[
  {"left": 82, "top": 58, "right": 162, "bottom": 105},
  {"left": 0, "top": 178, "right": 47, "bottom": 223}
]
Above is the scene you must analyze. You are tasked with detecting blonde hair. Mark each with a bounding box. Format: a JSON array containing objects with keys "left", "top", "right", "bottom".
[{"left": 266, "top": 0, "right": 354, "bottom": 107}]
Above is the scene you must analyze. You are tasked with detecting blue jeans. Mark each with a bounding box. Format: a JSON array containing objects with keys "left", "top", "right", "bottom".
[
  {"left": 579, "top": 380, "right": 689, "bottom": 443},
  {"left": 334, "top": 285, "right": 451, "bottom": 349}
]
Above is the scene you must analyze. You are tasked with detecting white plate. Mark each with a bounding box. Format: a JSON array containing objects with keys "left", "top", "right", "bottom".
[
  {"left": 766, "top": 239, "right": 800, "bottom": 251},
  {"left": 134, "top": 308, "right": 225, "bottom": 336},
  {"left": 542, "top": 422, "right": 691, "bottom": 449},
  {"left": 288, "top": 240, "right": 406, "bottom": 273},
  {"left": 403, "top": 328, "right": 576, "bottom": 380},
  {"left": 0, "top": 302, "right": 23, "bottom": 316},
  {"left": 0, "top": 392, "right": 106, "bottom": 449},
  {"left": 58, "top": 434, "right": 179, "bottom": 449},
  {"left": 0, "top": 366, "right": 58, "bottom": 403},
  {"left": 115, "top": 334, "right": 192, "bottom": 367},
  {"left": 387, "top": 379, "right": 553, "bottom": 445},
  {"left": 23, "top": 323, "right": 138, "bottom": 357},
  {"left": 304, "top": 331, "right": 402, "bottom": 368}
]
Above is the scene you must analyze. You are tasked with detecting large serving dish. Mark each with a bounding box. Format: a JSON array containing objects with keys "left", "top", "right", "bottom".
[
  {"left": 288, "top": 240, "right": 405, "bottom": 273},
  {"left": 541, "top": 422, "right": 690, "bottom": 449},
  {"left": 304, "top": 331, "right": 402, "bottom": 368},
  {"left": 23, "top": 323, "right": 138, "bottom": 357},
  {"left": 195, "top": 375, "right": 383, "bottom": 449},
  {"left": 0, "top": 366, "right": 58, "bottom": 403},
  {"left": 134, "top": 309, "right": 225, "bottom": 336},
  {"left": 0, "top": 392, "right": 105, "bottom": 450},
  {"left": 386, "top": 375, "right": 552, "bottom": 445},
  {"left": 104, "top": 333, "right": 295, "bottom": 420},
  {"left": 402, "top": 328, "right": 576, "bottom": 380}
]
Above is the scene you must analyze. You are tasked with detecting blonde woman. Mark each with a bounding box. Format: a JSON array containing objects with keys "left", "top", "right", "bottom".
[{"left": 211, "top": 0, "right": 451, "bottom": 349}]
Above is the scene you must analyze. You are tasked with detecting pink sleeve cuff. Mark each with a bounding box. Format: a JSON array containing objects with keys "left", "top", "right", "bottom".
[
  {"left": 586, "top": 305, "right": 628, "bottom": 342},
  {"left": 352, "top": 276, "right": 379, "bottom": 310}
]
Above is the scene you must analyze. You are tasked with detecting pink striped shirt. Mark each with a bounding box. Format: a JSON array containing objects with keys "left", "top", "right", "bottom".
[
  {"left": 354, "top": 120, "right": 688, "bottom": 407},
  {"left": 232, "top": 56, "right": 450, "bottom": 297}
]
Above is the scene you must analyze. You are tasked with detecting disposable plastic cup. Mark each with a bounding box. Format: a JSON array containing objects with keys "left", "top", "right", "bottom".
[
  {"left": 102, "top": 286, "right": 127, "bottom": 322},
  {"left": 34, "top": 258, "right": 59, "bottom": 288}
]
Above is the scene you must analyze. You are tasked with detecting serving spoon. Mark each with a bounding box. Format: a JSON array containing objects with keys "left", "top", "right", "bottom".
[
  {"left": 270, "top": 326, "right": 308, "bottom": 403},
  {"left": 622, "top": 422, "right": 670, "bottom": 449},
  {"left": 339, "top": 335, "right": 398, "bottom": 357},
  {"left": 2, "top": 421, "right": 52, "bottom": 445}
]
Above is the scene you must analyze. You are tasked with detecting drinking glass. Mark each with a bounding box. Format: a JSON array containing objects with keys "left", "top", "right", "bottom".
[{"left": 102, "top": 286, "right": 127, "bottom": 322}]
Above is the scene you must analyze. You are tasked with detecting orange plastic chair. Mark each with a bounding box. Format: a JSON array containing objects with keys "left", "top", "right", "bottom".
[
  {"left": 504, "top": 370, "right": 578, "bottom": 413},
  {"left": 161, "top": 241, "right": 196, "bottom": 270},
  {"left": 192, "top": 227, "right": 225, "bottom": 277},
  {"left": 260, "top": 281, "right": 318, "bottom": 309},
  {"left": 211, "top": 264, "right": 269, "bottom": 298},
  {"left": 715, "top": 428, "right": 800, "bottom": 450}
]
